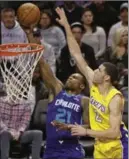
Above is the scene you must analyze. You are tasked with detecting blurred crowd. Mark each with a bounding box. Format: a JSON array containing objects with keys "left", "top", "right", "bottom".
[{"left": 1, "top": 0, "right": 128, "bottom": 108}]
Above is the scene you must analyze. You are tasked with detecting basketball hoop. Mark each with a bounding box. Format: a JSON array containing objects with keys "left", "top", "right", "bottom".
[{"left": 0, "top": 43, "right": 44, "bottom": 103}]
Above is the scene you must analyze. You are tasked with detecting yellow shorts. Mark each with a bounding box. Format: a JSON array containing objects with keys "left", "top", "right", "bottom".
[{"left": 94, "top": 139, "right": 128, "bottom": 159}]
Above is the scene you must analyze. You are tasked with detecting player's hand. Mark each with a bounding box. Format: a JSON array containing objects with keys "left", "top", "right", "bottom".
[
  {"left": 51, "top": 120, "right": 72, "bottom": 131},
  {"left": 21, "top": 24, "right": 35, "bottom": 35},
  {"left": 55, "top": 7, "right": 69, "bottom": 27},
  {"left": 70, "top": 123, "right": 87, "bottom": 136}
]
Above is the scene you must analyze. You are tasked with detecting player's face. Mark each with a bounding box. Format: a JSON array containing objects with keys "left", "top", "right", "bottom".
[
  {"left": 72, "top": 27, "right": 83, "bottom": 43},
  {"left": 121, "top": 30, "right": 128, "bottom": 45},
  {"left": 82, "top": 11, "right": 93, "bottom": 25},
  {"left": 40, "top": 13, "right": 51, "bottom": 29},
  {"left": 93, "top": 65, "right": 108, "bottom": 84},
  {"left": 65, "top": 73, "right": 85, "bottom": 92},
  {"left": 2, "top": 11, "right": 15, "bottom": 29},
  {"left": 120, "top": 9, "right": 128, "bottom": 23}
]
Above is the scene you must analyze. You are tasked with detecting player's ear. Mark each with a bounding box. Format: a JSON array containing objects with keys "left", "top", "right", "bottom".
[
  {"left": 104, "top": 74, "right": 110, "bottom": 82},
  {"left": 80, "top": 84, "right": 85, "bottom": 90}
]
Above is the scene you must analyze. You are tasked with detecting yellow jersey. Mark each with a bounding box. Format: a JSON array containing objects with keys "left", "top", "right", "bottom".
[
  {"left": 89, "top": 84, "right": 124, "bottom": 131},
  {"left": 89, "top": 84, "right": 128, "bottom": 159}
]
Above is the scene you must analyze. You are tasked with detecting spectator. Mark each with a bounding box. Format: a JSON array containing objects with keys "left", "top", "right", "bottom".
[
  {"left": 56, "top": 1, "right": 92, "bottom": 8},
  {"left": 0, "top": 97, "right": 42, "bottom": 159},
  {"left": 88, "top": 0, "right": 119, "bottom": 36},
  {"left": 57, "top": 22, "right": 97, "bottom": 83},
  {"left": 31, "top": 27, "right": 56, "bottom": 74},
  {"left": 108, "top": 3, "right": 128, "bottom": 49},
  {"left": 39, "top": 9, "right": 66, "bottom": 59},
  {"left": 42, "top": 40, "right": 56, "bottom": 74},
  {"left": 81, "top": 8, "right": 106, "bottom": 60},
  {"left": 1, "top": 8, "right": 28, "bottom": 44},
  {"left": 61, "top": 1, "right": 84, "bottom": 24},
  {"left": 111, "top": 28, "right": 128, "bottom": 87},
  {"left": 1, "top": 8, "right": 28, "bottom": 91}
]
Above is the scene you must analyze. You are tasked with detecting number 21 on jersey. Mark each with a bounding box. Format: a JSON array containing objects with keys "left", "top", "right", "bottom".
[{"left": 55, "top": 108, "right": 72, "bottom": 123}]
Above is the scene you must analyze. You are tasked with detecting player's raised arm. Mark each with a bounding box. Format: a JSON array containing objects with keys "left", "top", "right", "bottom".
[
  {"left": 55, "top": 8, "right": 94, "bottom": 88},
  {"left": 39, "top": 59, "right": 63, "bottom": 97},
  {"left": 23, "top": 26, "right": 63, "bottom": 97}
]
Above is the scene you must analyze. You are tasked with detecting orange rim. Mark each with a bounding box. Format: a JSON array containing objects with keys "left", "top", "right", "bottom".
[{"left": 0, "top": 43, "right": 44, "bottom": 56}]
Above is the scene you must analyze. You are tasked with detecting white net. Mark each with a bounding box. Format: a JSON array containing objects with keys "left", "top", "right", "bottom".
[{"left": 0, "top": 43, "right": 44, "bottom": 103}]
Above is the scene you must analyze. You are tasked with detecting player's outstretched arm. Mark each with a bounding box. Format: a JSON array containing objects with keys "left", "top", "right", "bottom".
[
  {"left": 39, "top": 59, "right": 63, "bottom": 97},
  {"left": 23, "top": 25, "right": 63, "bottom": 97},
  {"left": 70, "top": 94, "right": 124, "bottom": 139},
  {"left": 55, "top": 7, "right": 94, "bottom": 88}
]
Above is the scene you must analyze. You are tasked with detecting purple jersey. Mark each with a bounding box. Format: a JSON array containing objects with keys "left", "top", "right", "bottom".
[{"left": 44, "top": 90, "right": 85, "bottom": 159}]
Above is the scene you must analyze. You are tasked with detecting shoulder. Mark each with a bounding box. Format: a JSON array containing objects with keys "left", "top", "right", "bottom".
[
  {"left": 111, "top": 93, "right": 123, "bottom": 103},
  {"left": 52, "top": 26, "right": 63, "bottom": 33},
  {"left": 109, "top": 93, "right": 124, "bottom": 111},
  {"left": 49, "top": 89, "right": 63, "bottom": 103},
  {"left": 15, "top": 21, "right": 24, "bottom": 31},
  {"left": 96, "top": 26, "right": 105, "bottom": 33},
  {"left": 110, "top": 22, "right": 122, "bottom": 30},
  {"left": 43, "top": 40, "right": 52, "bottom": 49}
]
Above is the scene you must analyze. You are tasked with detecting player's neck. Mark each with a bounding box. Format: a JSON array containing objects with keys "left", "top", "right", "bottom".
[
  {"left": 66, "top": 90, "right": 80, "bottom": 95},
  {"left": 98, "top": 83, "right": 113, "bottom": 96}
]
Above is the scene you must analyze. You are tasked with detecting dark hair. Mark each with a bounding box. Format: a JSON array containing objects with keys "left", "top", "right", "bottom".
[
  {"left": 76, "top": 71, "right": 87, "bottom": 88},
  {"left": 71, "top": 22, "right": 85, "bottom": 33},
  {"left": 39, "top": 9, "right": 54, "bottom": 28},
  {"left": 1, "top": 8, "right": 15, "bottom": 15},
  {"left": 82, "top": 8, "right": 97, "bottom": 33},
  {"left": 103, "top": 62, "right": 119, "bottom": 86}
]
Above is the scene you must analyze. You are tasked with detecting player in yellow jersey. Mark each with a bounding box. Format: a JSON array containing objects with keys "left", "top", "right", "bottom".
[{"left": 54, "top": 8, "right": 128, "bottom": 159}]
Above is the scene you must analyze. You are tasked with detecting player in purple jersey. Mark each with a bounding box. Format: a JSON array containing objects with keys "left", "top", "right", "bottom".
[
  {"left": 38, "top": 58, "right": 89, "bottom": 159},
  {"left": 22, "top": 24, "right": 89, "bottom": 159}
]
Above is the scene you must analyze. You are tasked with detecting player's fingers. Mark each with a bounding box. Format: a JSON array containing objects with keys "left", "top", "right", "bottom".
[
  {"left": 71, "top": 131, "right": 78, "bottom": 136},
  {"left": 71, "top": 128, "right": 78, "bottom": 133},
  {"left": 55, "top": 7, "right": 61, "bottom": 15},
  {"left": 68, "top": 124, "right": 75, "bottom": 129},
  {"left": 61, "top": 8, "right": 66, "bottom": 15},
  {"left": 68, "top": 125, "right": 72, "bottom": 129},
  {"left": 56, "top": 18, "right": 60, "bottom": 23},
  {"left": 75, "top": 122, "right": 79, "bottom": 126}
]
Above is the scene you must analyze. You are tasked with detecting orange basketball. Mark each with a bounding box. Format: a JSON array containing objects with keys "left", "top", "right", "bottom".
[{"left": 17, "top": 3, "right": 40, "bottom": 27}]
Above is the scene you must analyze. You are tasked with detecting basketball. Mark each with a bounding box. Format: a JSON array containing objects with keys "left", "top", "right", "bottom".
[{"left": 17, "top": 3, "right": 40, "bottom": 27}]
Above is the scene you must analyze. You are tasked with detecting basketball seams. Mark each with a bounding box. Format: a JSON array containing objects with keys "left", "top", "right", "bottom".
[
  {"left": 18, "top": 6, "right": 36, "bottom": 25},
  {"left": 17, "top": 4, "right": 40, "bottom": 27}
]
